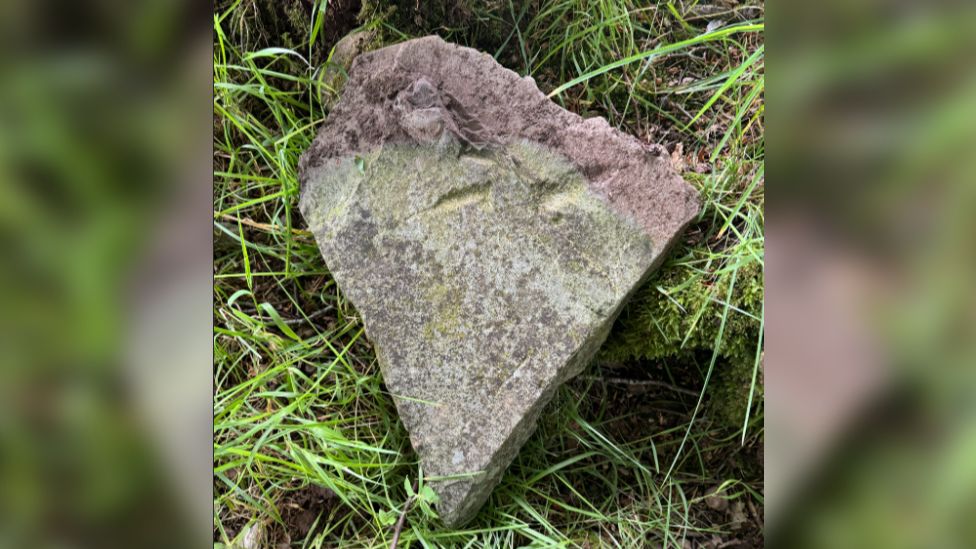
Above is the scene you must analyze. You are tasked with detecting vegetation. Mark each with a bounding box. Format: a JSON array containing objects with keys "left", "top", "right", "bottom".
[{"left": 213, "top": 0, "right": 764, "bottom": 546}]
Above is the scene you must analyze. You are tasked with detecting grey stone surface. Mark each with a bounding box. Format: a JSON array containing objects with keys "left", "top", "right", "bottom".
[{"left": 299, "top": 36, "right": 699, "bottom": 526}]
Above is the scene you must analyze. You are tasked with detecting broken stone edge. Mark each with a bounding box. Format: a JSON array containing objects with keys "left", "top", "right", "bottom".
[{"left": 299, "top": 35, "right": 700, "bottom": 258}]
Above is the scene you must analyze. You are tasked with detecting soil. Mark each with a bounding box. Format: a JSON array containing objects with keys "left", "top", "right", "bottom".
[
  {"left": 278, "top": 484, "right": 341, "bottom": 542},
  {"left": 571, "top": 356, "right": 764, "bottom": 547}
]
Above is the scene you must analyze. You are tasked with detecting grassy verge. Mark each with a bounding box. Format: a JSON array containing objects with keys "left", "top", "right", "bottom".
[{"left": 214, "top": 1, "right": 764, "bottom": 546}]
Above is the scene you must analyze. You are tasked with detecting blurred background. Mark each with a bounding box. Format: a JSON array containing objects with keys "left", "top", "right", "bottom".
[
  {"left": 0, "top": 0, "right": 972, "bottom": 548},
  {"left": 769, "top": 0, "right": 976, "bottom": 546},
  {"left": 0, "top": 0, "right": 211, "bottom": 547}
]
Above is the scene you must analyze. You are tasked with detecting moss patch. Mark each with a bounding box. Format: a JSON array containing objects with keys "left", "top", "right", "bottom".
[{"left": 599, "top": 262, "right": 763, "bottom": 429}]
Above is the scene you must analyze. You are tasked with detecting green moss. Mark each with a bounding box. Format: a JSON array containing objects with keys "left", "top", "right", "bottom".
[{"left": 599, "top": 262, "right": 763, "bottom": 429}]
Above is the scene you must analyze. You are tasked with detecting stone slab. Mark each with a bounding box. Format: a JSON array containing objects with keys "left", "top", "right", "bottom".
[{"left": 299, "top": 36, "right": 699, "bottom": 526}]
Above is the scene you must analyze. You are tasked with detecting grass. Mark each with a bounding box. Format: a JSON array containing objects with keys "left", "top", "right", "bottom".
[{"left": 213, "top": 0, "right": 764, "bottom": 546}]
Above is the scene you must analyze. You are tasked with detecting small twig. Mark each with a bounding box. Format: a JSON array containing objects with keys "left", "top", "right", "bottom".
[
  {"left": 389, "top": 490, "right": 418, "bottom": 549},
  {"left": 216, "top": 213, "right": 313, "bottom": 237},
  {"left": 229, "top": 305, "right": 335, "bottom": 326},
  {"left": 579, "top": 375, "right": 698, "bottom": 397},
  {"left": 281, "top": 306, "right": 336, "bottom": 325}
]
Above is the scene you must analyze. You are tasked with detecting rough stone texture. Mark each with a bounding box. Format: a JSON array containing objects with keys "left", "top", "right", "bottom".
[
  {"left": 299, "top": 36, "right": 699, "bottom": 526},
  {"left": 321, "top": 29, "right": 380, "bottom": 109}
]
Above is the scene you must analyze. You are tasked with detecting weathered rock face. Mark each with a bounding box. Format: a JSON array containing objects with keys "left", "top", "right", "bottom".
[{"left": 299, "top": 36, "right": 699, "bottom": 527}]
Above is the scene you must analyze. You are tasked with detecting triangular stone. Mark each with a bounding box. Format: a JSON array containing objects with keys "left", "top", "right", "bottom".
[{"left": 299, "top": 36, "right": 699, "bottom": 526}]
